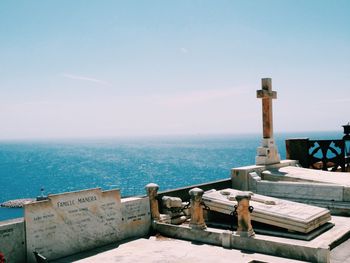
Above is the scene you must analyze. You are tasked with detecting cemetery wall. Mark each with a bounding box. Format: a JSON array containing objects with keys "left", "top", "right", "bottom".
[
  {"left": 25, "top": 188, "right": 151, "bottom": 263},
  {"left": 0, "top": 218, "right": 26, "bottom": 263}
]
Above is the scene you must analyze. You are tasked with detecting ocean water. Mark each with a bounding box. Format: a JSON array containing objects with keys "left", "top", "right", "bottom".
[{"left": 0, "top": 131, "right": 342, "bottom": 221}]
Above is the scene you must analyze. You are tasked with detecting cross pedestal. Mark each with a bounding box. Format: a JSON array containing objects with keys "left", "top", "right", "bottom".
[{"left": 255, "top": 78, "right": 280, "bottom": 165}]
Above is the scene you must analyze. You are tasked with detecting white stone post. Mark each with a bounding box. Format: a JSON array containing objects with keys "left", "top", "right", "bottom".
[
  {"left": 189, "top": 188, "right": 207, "bottom": 230},
  {"left": 145, "top": 183, "right": 161, "bottom": 221},
  {"left": 235, "top": 192, "right": 255, "bottom": 237}
]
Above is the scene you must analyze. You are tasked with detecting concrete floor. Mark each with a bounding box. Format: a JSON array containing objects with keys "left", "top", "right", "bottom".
[
  {"left": 53, "top": 234, "right": 350, "bottom": 263},
  {"left": 330, "top": 238, "right": 350, "bottom": 263},
  {"left": 55, "top": 236, "right": 308, "bottom": 263},
  {"left": 52, "top": 215, "right": 350, "bottom": 263}
]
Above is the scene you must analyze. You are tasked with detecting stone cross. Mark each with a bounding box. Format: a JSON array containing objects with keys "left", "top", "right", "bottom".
[
  {"left": 255, "top": 78, "right": 280, "bottom": 165},
  {"left": 257, "top": 78, "right": 277, "bottom": 139}
]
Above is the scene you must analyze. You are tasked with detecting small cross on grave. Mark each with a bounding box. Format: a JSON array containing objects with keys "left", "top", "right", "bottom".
[{"left": 255, "top": 78, "right": 281, "bottom": 165}]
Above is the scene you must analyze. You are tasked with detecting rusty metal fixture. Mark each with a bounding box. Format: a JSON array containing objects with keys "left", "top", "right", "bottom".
[
  {"left": 308, "top": 140, "right": 345, "bottom": 172},
  {"left": 189, "top": 187, "right": 207, "bottom": 230},
  {"left": 235, "top": 192, "right": 255, "bottom": 237},
  {"left": 343, "top": 123, "right": 350, "bottom": 171},
  {"left": 145, "top": 183, "right": 161, "bottom": 221},
  {"left": 343, "top": 123, "right": 350, "bottom": 137}
]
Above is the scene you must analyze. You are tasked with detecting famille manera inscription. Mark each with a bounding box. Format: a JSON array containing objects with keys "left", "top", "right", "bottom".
[
  {"left": 56, "top": 195, "right": 97, "bottom": 208},
  {"left": 32, "top": 195, "right": 100, "bottom": 222},
  {"left": 25, "top": 189, "right": 124, "bottom": 263}
]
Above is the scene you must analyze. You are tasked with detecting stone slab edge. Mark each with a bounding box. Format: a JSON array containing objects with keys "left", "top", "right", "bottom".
[
  {"left": 231, "top": 160, "right": 298, "bottom": 191},
  {"left": 154, "top": 222, "right": 330, "bottom": 263}
]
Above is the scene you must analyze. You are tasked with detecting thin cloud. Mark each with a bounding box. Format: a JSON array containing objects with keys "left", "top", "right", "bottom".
[
  {"left": 321, "top": 98, "right": 350, "bottom": 104},
  {"left": 61, "top": 73, "right": 112, "bottom": 87},
  {"left": 180, "top": 47, "right": 189, "bottom": 54},
  {"left": 155, "top": 87, "right": 249, "bottom": 107}
]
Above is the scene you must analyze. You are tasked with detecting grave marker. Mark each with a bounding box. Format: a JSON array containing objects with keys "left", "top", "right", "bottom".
[
  {"left": 203, "top": 188, "right": 331, "bottom": 233},
  {"left": 256, "top": 78, "right": 281, "bottom": 165},
  {"left": 25, "top": 188, "right": 151, "bottom": 263}
]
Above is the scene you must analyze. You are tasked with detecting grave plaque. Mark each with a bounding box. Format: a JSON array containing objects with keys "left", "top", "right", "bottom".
[
  {"left": 0, "top": 218, "right": 25, "bottom": 263},
  {"left": 25, "top": 188, "right": 122, "bottom": 263},
  {"left": 203, "top": 188, "right": 331, "bottom": 233},
  {"left": 121, "top": 197, "right": 151, "bottom": 239}
]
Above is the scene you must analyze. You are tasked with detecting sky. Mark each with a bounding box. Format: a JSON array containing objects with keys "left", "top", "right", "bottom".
[{"left": 0, "top": 0, "right": 349, "bottom": 139}]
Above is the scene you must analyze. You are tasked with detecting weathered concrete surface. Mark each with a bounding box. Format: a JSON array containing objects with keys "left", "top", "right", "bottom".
[
  {"left": 52, "top": 236, "right": 306, "bottom": 263},
  {"left": 153, "top": 215, "right": 350, "bottom": 263},
  {"left": 0, "top": 218, "right": 25, "bottom": 263},
  {"left": 154, "top": 223, "right": 329, "bottom": 262},
  {"left": 331, "top": 237, "right": 350, "bottom": 263}
]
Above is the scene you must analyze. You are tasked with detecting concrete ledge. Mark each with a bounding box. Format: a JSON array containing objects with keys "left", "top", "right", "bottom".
[
  {"left": 231, "top": 160, "right": 298, "bottom": 190},
  {"left": 52, "top": 236, "right": 306, "bottom": 263},
  {"left": 280, "top": 198, "right": 350, "bottom": 216},
  {"left": 154, "top": 216, "right": 350, "bottom": 263}
]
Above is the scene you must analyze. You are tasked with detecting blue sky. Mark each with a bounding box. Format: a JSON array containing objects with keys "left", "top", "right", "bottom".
[{"left": 0, "top": 1, "right": 349, "bottom": 139}]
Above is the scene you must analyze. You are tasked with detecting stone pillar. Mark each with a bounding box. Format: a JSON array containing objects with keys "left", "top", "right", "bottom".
[
  {"left": 256, "top": 78, "right": 281, "bottom": 165},
  {"left": 235, "top": 193, "right": 254, "bottom": 237},
  {"left": 189, "top": 188, "right": 207, "bottom": 230},
  {"left": 145, "top": 183, "right": 160, "bottom": 221}
]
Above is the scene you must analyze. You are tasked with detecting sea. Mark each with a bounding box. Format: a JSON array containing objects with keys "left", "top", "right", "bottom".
[{"left": 0, "top": 131, "right": 342, "bottom": 221}]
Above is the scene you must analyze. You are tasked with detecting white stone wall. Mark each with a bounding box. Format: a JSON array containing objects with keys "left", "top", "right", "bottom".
[
  {"left": 0, "top": 218, "right": 25, "bottom": 263},
  {"left": 24, "top": 188, "right": 151, "bottom": 263}
]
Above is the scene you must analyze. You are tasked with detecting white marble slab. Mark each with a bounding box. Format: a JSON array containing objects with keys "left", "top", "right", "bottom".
[
  {"left": 120, "top": 197, "right": 151, "bottom": 239},
  {"left": 25, "top": 188, "right": 123, "bottom": 263},
  {"left": 256, "top": 181, "right": 344, "bottom": 201},
  {"left": 265, "top": 166, "right": 350, "bottom": 186},
  {"left": 203, "top": 188, "right": 331, "bottom": 233}
]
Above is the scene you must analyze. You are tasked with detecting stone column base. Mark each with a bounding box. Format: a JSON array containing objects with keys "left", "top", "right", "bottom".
[
  {"left": 236, "top": 229, "right": 255, "bottom": 237},
  {"left": 255, "top": 138, "right": 281, "bottom": 165},
  {"left": 189, "top": 222, "right": 207, "bottom": 230}
]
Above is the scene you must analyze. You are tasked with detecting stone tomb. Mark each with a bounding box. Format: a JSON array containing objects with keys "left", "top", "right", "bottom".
[
  {"left": 232, "top": 161, "right": 350, "bottom": 215},
  {"left": 260, "top": 166, "right": 350, "bottom": 214},
  {"left": 25, "top": 188, "right": 151, "bottom": 263},
  {"left": 203, "top": 188, "right": 331, "bottom": 233},
  {"left": 121, "top": 196, "right": 152, "bottom": 238}
]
